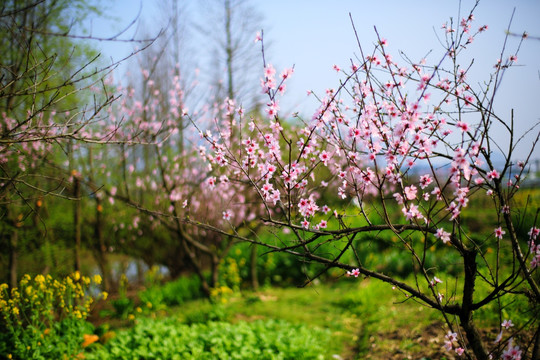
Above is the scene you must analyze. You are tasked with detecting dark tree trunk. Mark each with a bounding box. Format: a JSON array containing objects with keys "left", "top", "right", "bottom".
[
  {"left": 73, "top": 175, "right": 81, "bottom": 272},
  {"left": 460, "top": 249, "right": 488, "bottom": 360}
]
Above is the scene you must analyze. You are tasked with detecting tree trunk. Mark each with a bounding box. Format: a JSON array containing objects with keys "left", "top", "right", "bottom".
[
  {"left": 460, "top": 249, "right": 488, "bottom": 360},
  {"left": 94, "top": 197, "right": 112, "bottom": 291},
  {"left": 73, "top": 175, "right": 81, "bottom": 272},
  {"left": 532, "top": 323, "right": 540, "bottom": 360}
]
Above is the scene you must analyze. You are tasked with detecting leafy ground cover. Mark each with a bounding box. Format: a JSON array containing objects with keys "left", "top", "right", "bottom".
[{"left": 85, "top": 318, "right": 331, "bottom": 360}]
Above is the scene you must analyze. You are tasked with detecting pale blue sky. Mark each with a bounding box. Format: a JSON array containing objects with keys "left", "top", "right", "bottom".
[{"left": 92, "top": 0, "right": 540, "bottom": 159}]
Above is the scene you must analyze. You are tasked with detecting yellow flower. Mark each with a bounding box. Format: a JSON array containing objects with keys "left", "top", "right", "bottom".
[
  {"left": 35, "top": 274, "right": 45, "bottom": 284},
  {"left": 21, "top": 274, "right": 31, "bottom": 285},
  {"left": 92, "top": 274, "right": 102, "bottom": 285},
  {"left": 12, "top": 307, "right": 19, "bottom": 315},
  {"left": 11, "top": 288, "right": 20, "bottom": 299},
  {"left": 101, "top": 292, "right": 108, "bottom": 300},
  {"left": 128, "top": 314, "right": 135, "bottom": 321},
  {"left": 72, "top": 271, "right": 81, "bottom": 282}
]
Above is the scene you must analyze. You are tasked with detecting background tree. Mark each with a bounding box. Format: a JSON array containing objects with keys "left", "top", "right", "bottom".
[
  {"left": 197, "top": 0, "right": 264, "bottom": 112},
  {"left": 92, "top": 0, "right": 269, "bottom": 294},
  {"left": 0, "top": 0, "right": 155, "bottom": 286}
]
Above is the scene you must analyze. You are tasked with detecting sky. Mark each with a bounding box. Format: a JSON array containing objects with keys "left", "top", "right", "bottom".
[{"left": 91, "top": 0, "right": 540, "bottom": 161}]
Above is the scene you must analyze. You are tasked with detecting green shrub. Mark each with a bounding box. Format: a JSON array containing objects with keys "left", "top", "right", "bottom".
[
  {"left": 184, "top": 305, "right": 229, "bottom": 325},
  {"left": 138, "top": 274, "right": 203, "bottom": 309}
]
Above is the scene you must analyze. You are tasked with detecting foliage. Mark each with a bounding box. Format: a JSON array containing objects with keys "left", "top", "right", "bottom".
[
  {"left": 0, "top": 272, "right": 105, "bottom": 359},
  {"left": 138, "top": 274, "right": 203, "bottom": 310},
  {"left": 84, "top": 317, "right": 330, "bottom": 360}
]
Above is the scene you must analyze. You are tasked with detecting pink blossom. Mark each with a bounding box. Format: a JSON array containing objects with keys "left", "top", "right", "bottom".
[
  {"left": 430, "top": 276, "right": 443, "bottom": 286},
  {"left": 444, "top": 340, "right": 453, "bottom": 351},
  {"left": 280, "top": 67, "right": 294, "bottom": 79},
  {"left": 404, "top": 185, "right": 418, "bottom": 200},
  {"left": 445, "top": 331, "right": 458, "bottom": 343},
  {"left": 474, "top": 177, "right": 485, "bottom": 185},
  {"left": 402, "top": 204, "right": 423, "bottom": 221},
  {"left": 531, "top": 255, "right": 540, "bottom": 269},
  {"left": 494, "top": 227, "right": 505, "bottom": 239},
  {"left": 347, "top": 268, "right": 360, "bottom": 277},
  {"left": 419, "top": 174, "right": 433, "bottom": 189},
  {"left": 264, "top": 64, "right": 276, "bottom": 78},
  {"left": 431, "top": 187, "right": 442, "bottom": 201},
  {"left": 265, "top": 100, "right": 280, "bottom": 118},
  {"left": 207, "top": 176, "right": 216, "bottom": 189},
  {"left": 456, "top": 121, "right": 470, "bottom": 132},
  {"left": 455, "top": 347, "right": 464, "bottom": 356},
  {"left": 528, "top": 227, "right": 539, "bottom": 240},
  {"left": 319, "top": 150, "right": 330, "bottom": 166},
  {"left": 435, "top": 228, "right": 451, "bottom": 244},
  {"left": 222, "top": 210, "right": 233, "bottom": 221},
  {"left": 487, "top": 169, "right": 500, "bottom": 180},
  {"left": 502, "top": 338, "right": 522, "bottom": 360},
  {"left": 269, "top": 189, "right": 280, "bottom": 205},
  {"left": 502, "top": 319, "right": 514, "bottom": 330}
]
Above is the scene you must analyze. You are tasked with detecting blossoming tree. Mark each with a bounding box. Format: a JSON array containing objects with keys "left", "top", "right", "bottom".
[{"left": 193, "top": 5, "right": 539, "bottom": 360}]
